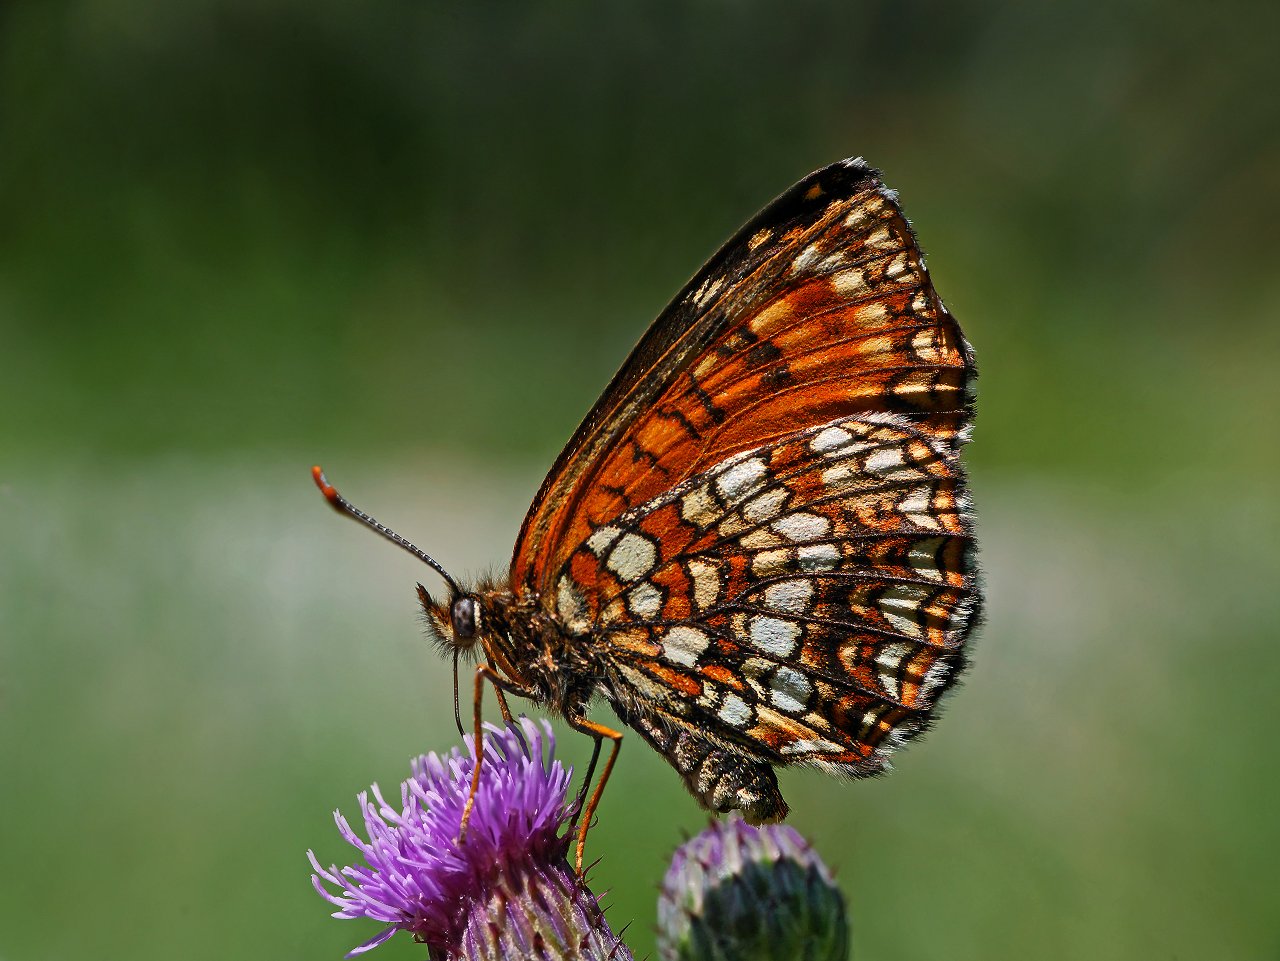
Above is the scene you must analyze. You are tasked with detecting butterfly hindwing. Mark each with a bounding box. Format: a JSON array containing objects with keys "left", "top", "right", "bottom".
[
  {"left": 573, "top": 414, "right": 975, "bottom": 785},
  {"left": 628, "top": 712, "right": 788, "bottom": 823}
]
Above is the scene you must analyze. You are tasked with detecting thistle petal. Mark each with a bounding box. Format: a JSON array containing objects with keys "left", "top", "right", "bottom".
[{"left": 310, "top": 718, "right": 633, "bottom": 960}]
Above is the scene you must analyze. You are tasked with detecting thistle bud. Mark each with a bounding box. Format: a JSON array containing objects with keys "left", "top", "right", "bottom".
[{"left": 657, "top": 815, "right": 849, "bottom": 961}]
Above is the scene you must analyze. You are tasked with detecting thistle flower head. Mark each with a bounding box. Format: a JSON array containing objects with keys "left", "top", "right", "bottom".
[
  {"left": 309, "top": 718, "right": 631, "bottom": 960},
  {"left": 658, "top": 814, "right": 850, "bottom": 961}
]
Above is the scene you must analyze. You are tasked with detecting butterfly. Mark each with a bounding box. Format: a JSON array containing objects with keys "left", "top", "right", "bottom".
[{"left": 314, "top": 157, "right": 979, "bottom": 871}]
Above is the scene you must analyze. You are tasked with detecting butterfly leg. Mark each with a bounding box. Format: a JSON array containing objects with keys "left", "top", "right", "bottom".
[
  {"left": 565, "top": 714, "right": 623, "bottom": 874},
  {"left": 569, "top": 736, "right": 602, "bottom": 830},
  {"left": 453, "top": 651, "right": 515, "bottom": 729},
  {"left": 490, "top": 674, "right": 516, "bottom": 725},
  {"left": 490, "top": 672, "right": 530, "bottom": 756},
  {"left": 458, "top": 663, "right": 536, "bottom": 846}
]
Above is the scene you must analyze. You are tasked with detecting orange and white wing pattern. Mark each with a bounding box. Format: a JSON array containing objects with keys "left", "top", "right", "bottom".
[
  {"left": 511, "top": 158, "right": 978, "bottom": 816},
  {"left": 565, "top": 414, "right": 975, "bottom": 784},
  {"left": 514, "top": 158, "right": 972, "bottom": 599}
]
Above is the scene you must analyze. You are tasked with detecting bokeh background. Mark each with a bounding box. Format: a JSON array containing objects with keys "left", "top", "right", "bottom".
[{"left": 3, "top": 2, "right": 1277, "bottom": 959}]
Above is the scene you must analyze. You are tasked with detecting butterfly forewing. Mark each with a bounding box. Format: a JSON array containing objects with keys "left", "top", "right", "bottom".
[{"left": 513, "top": 159, "right": 972, "bottom": 595}]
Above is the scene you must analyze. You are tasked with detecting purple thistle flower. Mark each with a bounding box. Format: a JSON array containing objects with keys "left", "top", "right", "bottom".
[
  {"left": 658, "top": 815, "right": 850, "bottom": 961},
  {"left": 309, "top": 718, "right": 633, "bottom": 961}
]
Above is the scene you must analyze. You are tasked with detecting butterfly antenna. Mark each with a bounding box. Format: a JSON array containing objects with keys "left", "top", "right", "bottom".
[{"left": 311, "top": 465, "right": 462, "bottom": 597}]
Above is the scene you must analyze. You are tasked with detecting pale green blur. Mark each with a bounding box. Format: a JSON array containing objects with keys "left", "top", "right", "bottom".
[{"left": 2, "top": 3, "right": 1276, "bottom": 959}]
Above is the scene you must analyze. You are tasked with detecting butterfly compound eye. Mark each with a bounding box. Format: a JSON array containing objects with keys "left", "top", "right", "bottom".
[{"left": 450, "top": 596, "right": 479, "bottom": 641}]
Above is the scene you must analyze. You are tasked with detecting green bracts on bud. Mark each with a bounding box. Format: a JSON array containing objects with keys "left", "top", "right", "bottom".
[{"left": 658, "top": 816, "right": 849, "bottom": 961}]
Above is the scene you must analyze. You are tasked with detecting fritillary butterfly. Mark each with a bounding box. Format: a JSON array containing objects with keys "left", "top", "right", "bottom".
[{"left": 314, "top": 158, "right": 980, "bottom": 870}]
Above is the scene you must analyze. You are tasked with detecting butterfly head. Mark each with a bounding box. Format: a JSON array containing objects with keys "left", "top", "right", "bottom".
[
  {"left": 417, "top": 582, "right": 483, "bottom": 653},
  {"left": 417, "top": 580, "right": 536, "bottom": 697}
]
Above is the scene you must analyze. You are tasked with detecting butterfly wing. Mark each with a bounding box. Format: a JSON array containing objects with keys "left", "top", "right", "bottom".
[
  {"left": 511, "top": 159, "right": 978, "bottom": 814},
  {"left": 582, "top": 414, "right": 975, "bottom": 789},
  {"left": 513, "top": 158, "right": 973, "bottom": 598}
]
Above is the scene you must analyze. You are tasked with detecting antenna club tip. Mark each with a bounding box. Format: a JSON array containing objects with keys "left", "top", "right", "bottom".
[{"left": 311, "top": 465, "right": 343, "bottom": 507}]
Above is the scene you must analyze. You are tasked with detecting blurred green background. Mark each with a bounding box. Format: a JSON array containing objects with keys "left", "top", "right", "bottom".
[{"left": 3, "top": 2, "right": 1277, "bottom": 959}]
